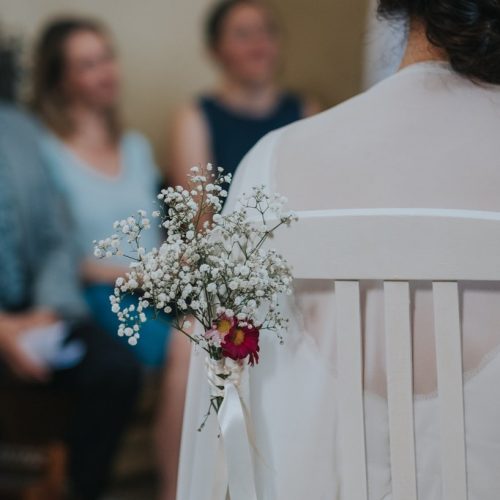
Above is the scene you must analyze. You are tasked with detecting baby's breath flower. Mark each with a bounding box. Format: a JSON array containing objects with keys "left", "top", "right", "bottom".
[{"left": 93, "top": 164, "right": 295, "bottom": 359}]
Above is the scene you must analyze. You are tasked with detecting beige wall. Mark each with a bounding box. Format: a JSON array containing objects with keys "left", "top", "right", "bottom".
[
  {"left": 0, "top": 0, "right": 217, "bottom": 165},
  {"left": 270, "top": 0, "right": 369, "bottom": 106},
  {"left": 0, "top": 0, "right": 369, "bottom": 165}
]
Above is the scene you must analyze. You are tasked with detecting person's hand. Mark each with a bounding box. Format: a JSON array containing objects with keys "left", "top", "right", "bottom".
[
  {"left": 0, "top": 313, "right": 52, "bottom": 383},
  {"left": 0, "top": 310, "right": 58, "bottom": 334},
  {"left": 23, "top": 310, "right": 59, "bottom": 329}
]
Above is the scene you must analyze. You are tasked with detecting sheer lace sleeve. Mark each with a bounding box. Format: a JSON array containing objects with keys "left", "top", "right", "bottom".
[{"left": 224, "top": 128, "right": 283, "bottom": 213}]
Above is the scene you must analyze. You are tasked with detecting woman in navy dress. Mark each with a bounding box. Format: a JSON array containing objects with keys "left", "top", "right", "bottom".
[{"left": 169, "top": 0, "right": 321, "bottom": 191}]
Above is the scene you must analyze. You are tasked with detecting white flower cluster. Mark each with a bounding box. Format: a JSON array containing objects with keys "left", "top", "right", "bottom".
[
  {"left": 94, "top": 165, "right": 296, "bottom": 351},
  {"left": 93, "top": 210, "right": 151, "bottom": 260}
]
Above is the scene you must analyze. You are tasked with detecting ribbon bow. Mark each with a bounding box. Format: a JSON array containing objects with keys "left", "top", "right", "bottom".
[{"left": 206, "top": 357, "right": 258, "bottom": 500}]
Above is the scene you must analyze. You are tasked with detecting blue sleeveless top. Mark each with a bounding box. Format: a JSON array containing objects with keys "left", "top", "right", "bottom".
[{"left": 199, "top": 92, "right": 303, "bottom": 178}]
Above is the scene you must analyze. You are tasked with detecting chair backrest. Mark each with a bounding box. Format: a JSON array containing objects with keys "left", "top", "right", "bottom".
[{"left": 269, "top": 208, "right": 500, "bottom": 500}]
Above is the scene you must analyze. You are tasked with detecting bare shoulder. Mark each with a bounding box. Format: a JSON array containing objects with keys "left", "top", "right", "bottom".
[{"left": 168, "top": 100, "right": 212, "bottom": 185}]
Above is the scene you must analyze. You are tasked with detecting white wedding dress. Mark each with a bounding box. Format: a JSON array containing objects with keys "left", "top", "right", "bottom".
[{"left": 177, "top": 62, "right": 500, "bottom": 500}]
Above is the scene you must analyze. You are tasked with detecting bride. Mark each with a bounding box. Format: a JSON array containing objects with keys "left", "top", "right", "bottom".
[{"left": 178, "top": 1, "right": 500, "bottom": 499}]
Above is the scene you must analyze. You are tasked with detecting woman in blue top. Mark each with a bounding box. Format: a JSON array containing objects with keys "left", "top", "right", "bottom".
[
  {"left": 169, "top": 0, "right": 321, "bottom": 191},
  {"left": 33, "top": 18, "right": 189, "bottom": 498}
]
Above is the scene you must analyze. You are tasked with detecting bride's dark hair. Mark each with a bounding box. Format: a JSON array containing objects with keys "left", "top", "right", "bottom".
[{"left": 378, "top": 0, "right": 500, "bottom": 84}]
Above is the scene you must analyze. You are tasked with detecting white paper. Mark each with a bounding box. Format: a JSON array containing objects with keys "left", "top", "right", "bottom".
[{"left": 16, "top": 321, "right": 86, "bottom": 370}]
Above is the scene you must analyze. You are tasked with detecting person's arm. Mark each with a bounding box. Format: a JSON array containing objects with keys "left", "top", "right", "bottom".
[
  {"left": 0, "top": 311, "right": 54, "bottom": 382},
  {"left": 80, "top": 259, "right": 129, "bottom": 285},
  {"left": 32, "top": 158, "right": 89, "bottom": 320},
  {"left": 168, "top": 103, "right": 212, "bottom": 189},
  {"left": 0, "top": 310, "right": 58, "bottom": 332}
]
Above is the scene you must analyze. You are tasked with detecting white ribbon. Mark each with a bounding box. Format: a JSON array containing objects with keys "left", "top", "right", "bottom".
[{"left": 206, "top": 358, "right": 258, "bottom": 500}]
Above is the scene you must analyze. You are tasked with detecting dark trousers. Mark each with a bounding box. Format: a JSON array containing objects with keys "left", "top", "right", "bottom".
[{"left": 0, "top": 320, "right": 142, "bottom": 500}]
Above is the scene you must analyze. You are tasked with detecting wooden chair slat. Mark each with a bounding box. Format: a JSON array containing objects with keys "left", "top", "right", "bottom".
[
  {"left": 384, "top": 281, "right": 418, "bottom": 500},
  {"left": 335, "top": 281, "right": 368, "bottom": 499},
  {"left": 433, "top": 282, "right": 468, "bottom": 500}
]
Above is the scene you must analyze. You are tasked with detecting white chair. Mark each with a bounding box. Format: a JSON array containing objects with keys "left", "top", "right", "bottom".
[{"left": 270, "top": 208, "right": 500, "bottom": 500}]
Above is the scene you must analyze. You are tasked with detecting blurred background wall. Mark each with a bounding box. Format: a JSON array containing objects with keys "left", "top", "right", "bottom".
[
  {"left": 0, "top": 0, "right": 371, "bottom": 164},
  {"left": 269, "top": 0, "right": 369, "bottom": 106}
]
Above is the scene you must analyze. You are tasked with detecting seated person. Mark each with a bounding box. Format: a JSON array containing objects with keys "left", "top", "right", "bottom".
[
  {"left": 169, "top": 0, "right": 321, "bottom": 198},
  {"left": 32, "top": 18, "right": 187, "bottom": 498},
  {"left": 0, "top": 101, "right": 142, "bottom": 500},
  {"left": 34, "top": 18, "right": 171, "bottom": 369}
]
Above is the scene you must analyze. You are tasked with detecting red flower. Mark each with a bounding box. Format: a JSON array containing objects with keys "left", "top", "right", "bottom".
[{"left": 222, "top": 323, "right": 260, "bottom": 365}]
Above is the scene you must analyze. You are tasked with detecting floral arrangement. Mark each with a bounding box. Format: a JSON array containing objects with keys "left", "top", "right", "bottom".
[{"left": 94, "top": 165, "right": 295, "bottom": 424}]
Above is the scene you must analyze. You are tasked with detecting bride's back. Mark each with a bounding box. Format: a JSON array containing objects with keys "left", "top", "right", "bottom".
[
  {"left": 235, "top": 61, "right": 500, "bottom": 396},
  {"left": 275, "top": 62, "right": 500, "bottom": 212}
]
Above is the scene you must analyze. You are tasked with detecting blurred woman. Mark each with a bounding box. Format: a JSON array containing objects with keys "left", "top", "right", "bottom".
[
  {"left": 169, "top": 0, "right": 320, "bottom": 191},
  {"left": 33, "top": 18, "right": 190, "bottom": 498},
  {"left": 33, "top": 18, "right": 169, "bottom": 366}
]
